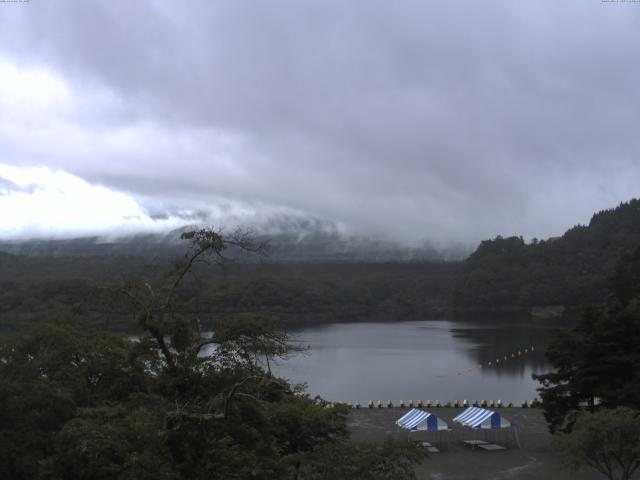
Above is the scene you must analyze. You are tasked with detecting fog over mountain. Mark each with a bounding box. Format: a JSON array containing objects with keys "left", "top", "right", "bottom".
[
  {"left": 0, "top": 217, "right": 472, "bottom": 262},
  {"left": 1, "top": 1, "right": 639, "bottom": 245}
]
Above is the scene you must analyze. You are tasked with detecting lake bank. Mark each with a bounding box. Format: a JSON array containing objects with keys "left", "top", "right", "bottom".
[{"left": 347, "top": 408, "right": 602, "bottom": 480}]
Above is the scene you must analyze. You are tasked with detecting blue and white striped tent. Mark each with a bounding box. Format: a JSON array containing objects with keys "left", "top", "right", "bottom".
[
  {"left": 396, "top": 409, "right": 450, "bottom": 431},
  {"left": 452, "top": 407, "right": 511, "bottom": 429}
]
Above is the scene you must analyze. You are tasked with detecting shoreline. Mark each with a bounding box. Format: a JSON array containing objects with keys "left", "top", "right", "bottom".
[{"left": 347, "top": 408, "right": 602, "bottom": 479}]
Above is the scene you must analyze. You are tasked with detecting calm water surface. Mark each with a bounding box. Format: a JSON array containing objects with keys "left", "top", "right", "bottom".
[{"left": 273, "top": 319, "right": 563, "bottom": 403}]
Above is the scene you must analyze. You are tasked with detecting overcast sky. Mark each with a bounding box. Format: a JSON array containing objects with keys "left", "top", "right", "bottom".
[{"left": 0, "top": 0, "right": 639, "bottom": 244}]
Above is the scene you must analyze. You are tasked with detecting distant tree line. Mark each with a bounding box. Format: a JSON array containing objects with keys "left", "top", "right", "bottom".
[
  {"left": 2, "top": 199, "right": 640, "bottom": 334},
  {"left": 0, "top": 256, "right": 456, "bottom": 331}
]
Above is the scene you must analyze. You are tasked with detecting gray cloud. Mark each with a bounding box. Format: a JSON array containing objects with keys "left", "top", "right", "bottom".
[{"left": 0, "top": 0, "right": 639, "bottom": 244}]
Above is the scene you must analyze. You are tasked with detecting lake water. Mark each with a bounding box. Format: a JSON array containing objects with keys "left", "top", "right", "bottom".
[{"left": 273, "top": 319, "right": 564, "bottom": 404}]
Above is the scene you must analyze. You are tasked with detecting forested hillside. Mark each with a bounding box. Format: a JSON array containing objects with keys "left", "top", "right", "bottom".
[
  {"left": 0, "top": 255, "right": 456, "bottom": 331},
  {"left": 2, "top": 199, "right": 639, "bottom": 332},
  {"left": 454, "top": 199, "right": 640, "bottom": 308}
]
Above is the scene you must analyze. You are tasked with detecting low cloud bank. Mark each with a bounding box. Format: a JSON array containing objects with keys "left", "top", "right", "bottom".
[{"left": 0, "top": 162, "right": 345, "bottom": 242}]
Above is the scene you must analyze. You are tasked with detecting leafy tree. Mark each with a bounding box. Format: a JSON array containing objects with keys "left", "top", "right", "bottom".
[
  {"left": 535, "top": 246, "right": 640, "bottom": 432},
  {"left": 554, "top": 407, "right": 640, "bottom": 480},
  {"left": 0, "top": 227, "right": 424, "bottom": 479},
  {"left": 0, "top": 322, "right": 156, "bottom": 480},
  {"left": 300, "top": 438, "right": 425, "bottom": 480}
]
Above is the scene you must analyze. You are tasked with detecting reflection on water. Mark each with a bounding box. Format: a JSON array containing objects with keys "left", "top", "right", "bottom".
[{"left": 273, "top": 319, "right": 571, "bottom": 403}]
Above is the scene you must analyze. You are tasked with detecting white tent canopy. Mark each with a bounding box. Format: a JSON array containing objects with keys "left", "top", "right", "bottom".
[
  {"left": 396, "top": 409, "right": 450, "bottom": 431},
  {"left": 452, "top": 407, "right": 511, "bottom": 429}
]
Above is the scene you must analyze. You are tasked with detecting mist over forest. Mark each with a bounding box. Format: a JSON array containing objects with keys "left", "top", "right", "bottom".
[{"left": 2, "top": 198, "right": 638, "bottom": 334}]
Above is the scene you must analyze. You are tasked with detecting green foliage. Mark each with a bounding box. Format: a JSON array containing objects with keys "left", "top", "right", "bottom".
[
  {"left": 0, "top": 256, "right": 457, "bottom": 331},
  {"left": 51, "top": 404, "right": 174, "bottom": 480},
  {"left": 554, "top": 407, "right": 640, "bottom": 480},
  {"left": 300, "top": 438, "right": 425, "bottom": 480},
  {"left": 0, "top": 229, "right": 425, "bottom": 479},
  {"left": 0, "top": 322, "right": 155, "bottom": 480},
  {"left": 0, "top": 315, "right": 348, "bottom": 479},
  {"left": 535, "top": 246, "right": 640, "bottom": 433},
  {"left": 455, "top": 199, "right": 640, "bottom": 308}
]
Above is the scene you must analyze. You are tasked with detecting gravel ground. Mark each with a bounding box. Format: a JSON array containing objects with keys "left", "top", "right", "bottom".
[{"left": 347, "top": 408, "right": 603, "bottom": 480}]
